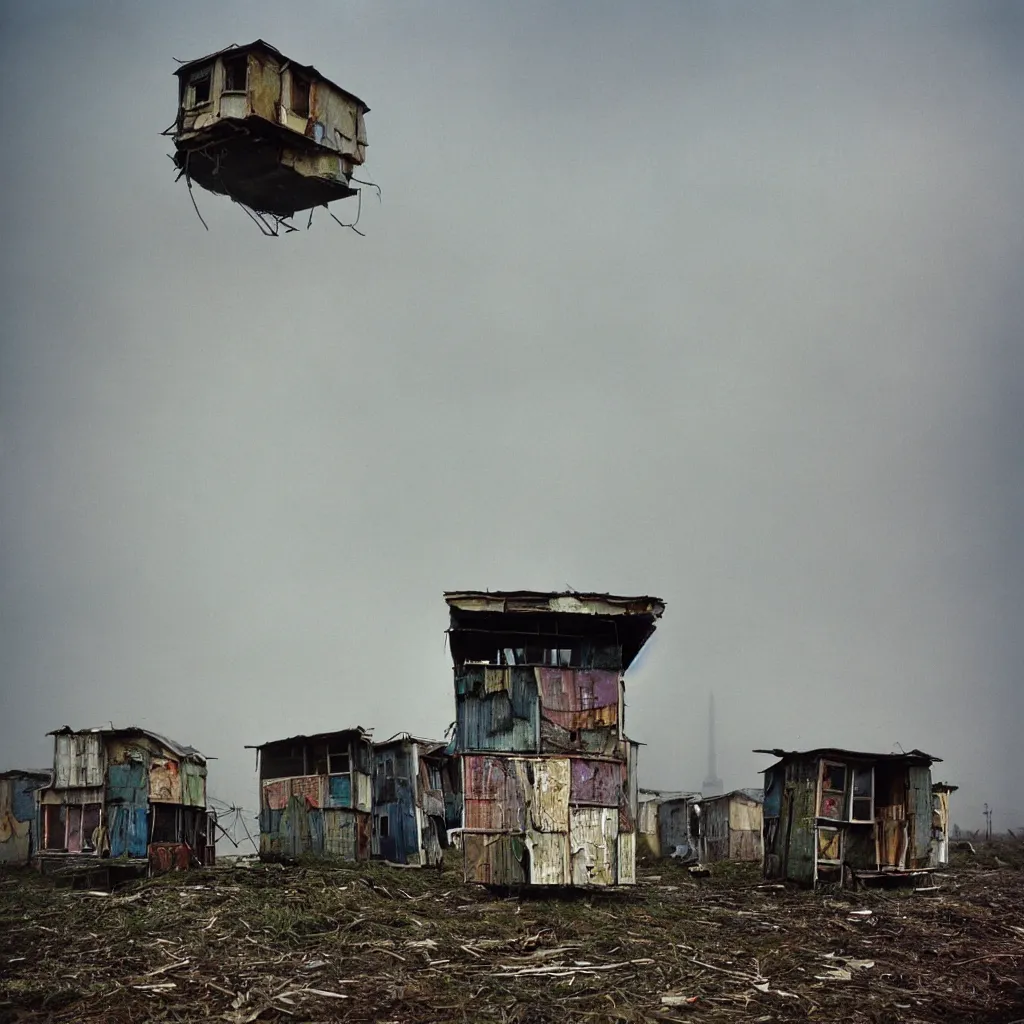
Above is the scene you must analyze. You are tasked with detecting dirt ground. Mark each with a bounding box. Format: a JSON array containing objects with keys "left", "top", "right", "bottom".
[{"left": 1, "top": 842, "right": 1022, "bottom": 1024}]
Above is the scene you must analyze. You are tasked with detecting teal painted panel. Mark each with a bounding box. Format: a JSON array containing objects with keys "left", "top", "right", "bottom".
[
  {"left": 107, "top": 761, "right": 146, "bottom": 805},
  {"left": 328, "top": 775, "right": 351, "bottom": 807}
]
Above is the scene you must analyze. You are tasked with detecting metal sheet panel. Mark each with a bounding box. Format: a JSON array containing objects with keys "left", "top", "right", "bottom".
[
  {"left": 908, "top": 765, "right": 933, "bottom": 866},
  {"left": 55, "top": 733, "right": 104, "bottom": 789},
  {"left": 109, "top": 804, "right": 148, "bottom": 858},
  {"left": 328, "top": 775, "right": 351, "bottom": 807},
  {"left": 463, "top": 832, "right": 527, "bottom": 885},
  {"left": 463, "top": 756, "right": 526, "bottom": 831},
  {"left": 523, "top": 758, "right": 570, "bottom": 833},
  {"left": 149, "top": 759, "right": 182, "bottom": 803},
  {"left": 540, "top": 718, "right": 621, "bottom": 756},
  {"left": 108, "top": 761, "right": 147, "bottom": 806},
  {"left": 182, "top": 763, "right": 206, "bottom": 807},
  {"left": 322, "top": 808, "right": 358, "bottom": 859},
  {"left": 263, "top": 779, "right": 290, "bottom": 811},
  {"left": 354, "top": 772, "right": 373, "bottom": 813},
  {"left": 536, "top": 669, "right": 619, "bottom": 712},
  {"left": 617, "top": 831, "right": 636, "bottom": 885},
  {"left": 456, "top": 669, "right": 539, "bottom": 753},
  {"left": 570, "top": 806, "right": 618, "bottom": 886},
  {"left": 570, "top": 758, "right": 621, "bottom": 807},
  {"left": 526, "top": 831, "right": 570, "bottom": 885}
]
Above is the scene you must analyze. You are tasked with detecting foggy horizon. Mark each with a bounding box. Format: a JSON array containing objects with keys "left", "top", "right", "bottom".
[{"left": 2, "top": 1, "right": 1023, "bottom": 844}]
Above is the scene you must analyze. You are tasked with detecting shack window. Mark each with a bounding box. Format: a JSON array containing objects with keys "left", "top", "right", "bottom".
[
  {"left": 377, "top": 814, "right": 389, "bottom": 838},
  {"left": 850, "top": 766, "right": 874, "bottom": 823},
  {"left": 223, "top": 54, "right": 247, "bottom": 92},
  {"left": 188, "top": 70, "right": 212, "bottom": 107},
  {"left": 151, "top": 804, "right": 181, "bottom": 843},
  {"left": 291, "top": 73, "right": 310, "bottom": 117},
  {"left": 384, "top": 757, "right": 394, "bottom": 779},
  {"left": 819, "top": 761, "right": 848, "bottom": 820},
  {"left": 328, "top": 750, "right": 350, "bottom": 775}
]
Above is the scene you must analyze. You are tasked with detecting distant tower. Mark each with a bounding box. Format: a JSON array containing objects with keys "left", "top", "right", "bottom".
[{"left": 701, "top": 692, "right": 724, "bottom": 795}]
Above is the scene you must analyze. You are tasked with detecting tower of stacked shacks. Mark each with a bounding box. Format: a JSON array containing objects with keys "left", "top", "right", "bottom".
[{"left": 445, "top": 591, "right": 664, "bottom": 886}]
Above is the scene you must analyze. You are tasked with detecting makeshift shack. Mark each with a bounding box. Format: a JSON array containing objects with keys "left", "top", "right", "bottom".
[
  {"left": 446, "top": 590, "right": 664, "bottom": 887},
  {"left": 637, "top": 788, "right": 693, "bottom": 858},
  {"left": 0, "top": 770, "right": 50, "bottom": 866},
  {"left": 757, "top": 747, "right": 942, "bottom": 888},
  {"left": 35, "top": 727, "right": 214, "bottom": 877},
  {"left": 171, "top": 39, "right": 369, "bottom": 220},
  {"left": 252, "top": 728, "right": 373, "bottom": 862},
  {"left": 693, "top": 789, "right": 763, "bottom": 863},
  {"left": 372, "top": 733, "right": 459, "bottom": 866}
]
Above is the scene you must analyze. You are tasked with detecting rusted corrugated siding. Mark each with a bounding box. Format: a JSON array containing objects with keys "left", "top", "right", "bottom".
[
  {"left": 464, "top": 832, "right": 527, "bottom": 885},
  {"left": 456, "top": 667, "right": 539, "bottom": 752},
  {"left": 464, "top": 755, "right": 526, "bottom": 831}
]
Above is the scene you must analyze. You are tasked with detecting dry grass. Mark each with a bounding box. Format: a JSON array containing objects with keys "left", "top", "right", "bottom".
[{"left": 1, "top": 841, "right": 1022, "bottom": 1023}]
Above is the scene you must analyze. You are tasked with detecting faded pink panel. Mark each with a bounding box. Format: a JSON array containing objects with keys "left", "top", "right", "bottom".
[
  {"left": 536, "top": 669, "right": 577, "bottom": 712},
  {"left": 570, "top": 759, "right": 621, "bottom": 807},
  {"left": 290, "top": 775, "right": 322, "bottom": 808},
  {"left": 579, "top": 672, "right": 619, "bottom": 710},
  {"left": 463, "top": 756, "right": 525, "bottom": 831},
  {"left": 537, "top": 670, "right": 619, "bottom": 713},
  {"left": 264, "top": 780, "right": 289, "bottom": 811}
]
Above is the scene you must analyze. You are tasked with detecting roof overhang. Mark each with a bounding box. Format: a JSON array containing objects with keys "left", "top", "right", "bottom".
[
  {"left": 246, "top": 726, "right": 372, "bottom": 751},
  {"left": 444, "top": 590, "right": 665, "bottom": 670},
  {"left": 754, "top": 747, "right": 941, "bottom": 770}
]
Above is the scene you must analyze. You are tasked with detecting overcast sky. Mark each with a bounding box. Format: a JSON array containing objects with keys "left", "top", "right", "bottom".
[{"left": 2, "top": 1, "right": 1022, "bottom": 842}]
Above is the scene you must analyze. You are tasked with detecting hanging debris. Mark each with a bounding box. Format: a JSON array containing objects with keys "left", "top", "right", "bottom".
[{"left": 168, "top": 40, "right": 371, "bottom": 229}]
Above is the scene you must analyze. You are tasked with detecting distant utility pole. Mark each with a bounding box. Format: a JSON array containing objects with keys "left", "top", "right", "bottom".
[{"left": 983, "top": 803, "right": 993, "bottom": 841}]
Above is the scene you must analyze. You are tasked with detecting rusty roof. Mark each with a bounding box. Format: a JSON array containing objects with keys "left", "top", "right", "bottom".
[
  {"left": 754, "top": 747, "right": 941, "bottom": 765},
  {"left": 173, "top": 39, "right": 369, "bottom": 112},
  {"left": 444, "top": 591, "right": 665, "bottom": 616},
  {"left": 247, "top": 726, "right": 372, "bottom": 751},
  {"left": 47, "top": 726, "right": 207, "bottom": 763},
  {"left": 374, "top": 732, "right": 448, "bottom": 754}
]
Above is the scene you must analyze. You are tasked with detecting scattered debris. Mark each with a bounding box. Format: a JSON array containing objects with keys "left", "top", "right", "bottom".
[{"left": 1, "top": 842, "right": 1021, "bottom": 1022}]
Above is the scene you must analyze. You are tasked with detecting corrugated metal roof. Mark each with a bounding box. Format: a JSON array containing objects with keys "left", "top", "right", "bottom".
[
  {"left": 247, "top": 726, "right": 372, "bottom": 751},
  {"left": 754, "top": 747, "right": 941, "bottom": 765},
  {"left": 172, "top": 39, "right": 369, "bottom": 112},
  {"left": 374, "top": 732, "right": 447, "bottom": 754},
  {"left": 444, "top": 591, "right": 665, "bottom": 616},
  {"left": 46, "top": 726, "right": 206, "bottom": 763}
]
